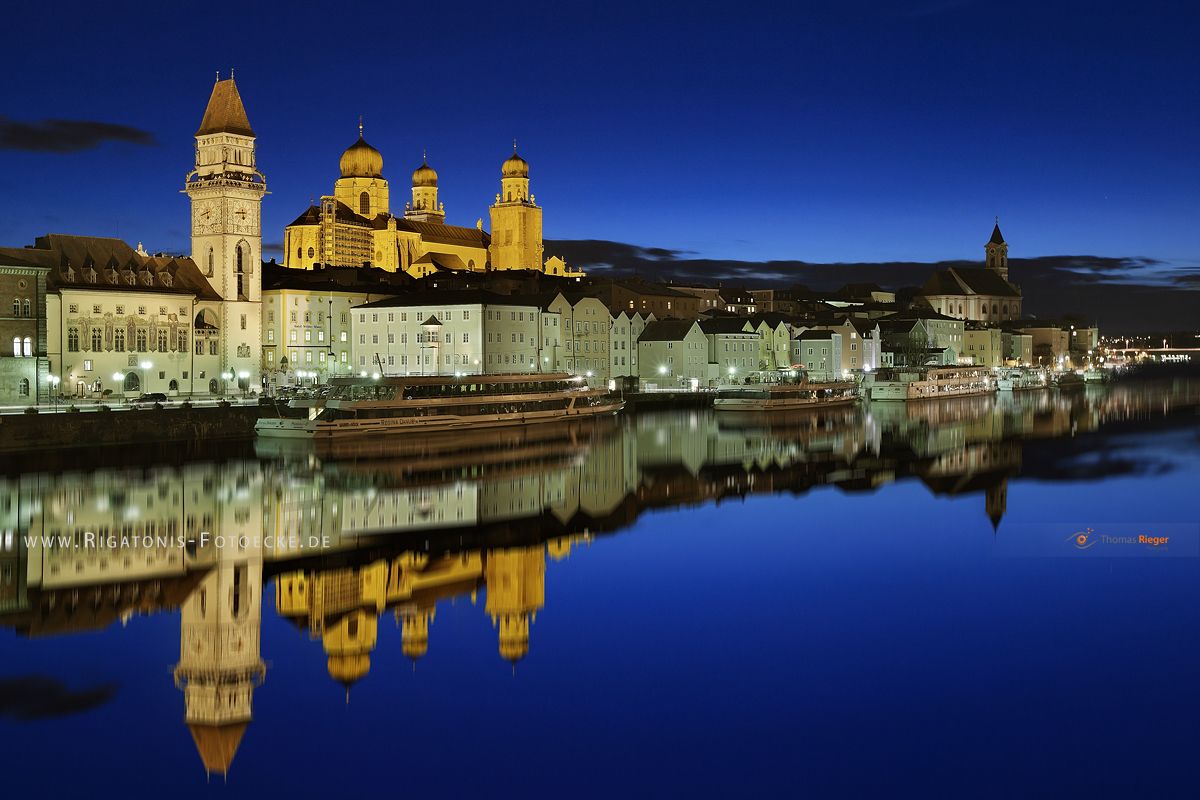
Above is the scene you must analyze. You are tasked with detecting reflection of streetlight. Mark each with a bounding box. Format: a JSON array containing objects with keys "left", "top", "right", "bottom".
[
  {"left": 238, "top": 369, "right": 249, "bottom": 397},
  {"left": 48, "top": 374, "right": 61, "bottom": 410},
  {"left": 139, "top": 360, "right": 152, "bottom": 393}
]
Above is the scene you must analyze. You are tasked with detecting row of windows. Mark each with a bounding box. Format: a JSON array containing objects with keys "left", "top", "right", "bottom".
[
  {"left": 66, "top": 328, "right": 188, "bottom": 353},
  {"left": 10, "top": 298, "right": 32, "bottom": 317},
  {"left": 11, "top": 337, "right": 32, "bottom": 357}
]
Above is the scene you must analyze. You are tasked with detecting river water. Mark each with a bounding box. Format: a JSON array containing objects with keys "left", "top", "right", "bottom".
[{"left": 1, "top": 381, "right": 1198, "bottom": 796}]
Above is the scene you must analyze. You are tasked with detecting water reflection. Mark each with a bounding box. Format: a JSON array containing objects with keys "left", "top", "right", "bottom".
[{"left": 1, "top": 380, "right": 1198, "bottom": 777}]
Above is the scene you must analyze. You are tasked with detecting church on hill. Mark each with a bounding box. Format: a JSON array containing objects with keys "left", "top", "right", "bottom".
[
  {"left": 919, "top": 222, "right": 1023, "bottom": 323},
  {"left": 281, "top": 128, "right": 582, "bottom": 279}
]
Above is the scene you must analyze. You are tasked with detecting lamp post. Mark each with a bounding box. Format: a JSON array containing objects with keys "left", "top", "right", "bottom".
[{"left": 48, "top": 374, "right": 60, "bottom": 411}]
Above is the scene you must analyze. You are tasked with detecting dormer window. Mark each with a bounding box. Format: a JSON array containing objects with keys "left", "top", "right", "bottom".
[{"left": 161, "top": 273, "right": 173, "bottom": 288}]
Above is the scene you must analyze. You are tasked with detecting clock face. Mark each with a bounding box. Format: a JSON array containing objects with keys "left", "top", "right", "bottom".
[{"left": 193, "top": 201, "right": 218, "bottom": 235}]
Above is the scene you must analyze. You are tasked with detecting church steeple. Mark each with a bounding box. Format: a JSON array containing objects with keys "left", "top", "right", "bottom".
[{"left": 985, "top": 218, "right": 1009, "bottom": 281}]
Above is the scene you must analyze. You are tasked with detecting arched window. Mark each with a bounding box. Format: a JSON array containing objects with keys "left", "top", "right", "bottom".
[
  {"left": 207, "top": 247, "right": 214, "bottom": 276},
  {"left": 22, "top": 299, "right": 31, "bottom": 317},
  {"left": 10, "top": 299, "right": 18, "bottom": 316},
  {"left": 236, "top": 245, "right": 246, "bottom": 299},
  {"left": 114, "top": 328, "right": 125, "bottom": 352},
  {"left": 91, "top": 329, "right": 102, "bottom": 351},
  {"left": 297, "top": 246, "right": 302, "bottom": 260},
  {"left": 308, "top": 246, "right": 315, "bottom": 259},
  {"left": 24, "top": 337, "right": 32, "bottom": 357},
  {"left": 135, "top": 328, "right": 147, "bottom": 351},
  {"left": 992, "top": 303, "right": 999, "bottom": 315},
  {"left": 123, "top": 373, "right": 140, "bottom": 393},
  {"left": 11, "top": 337, "right": 19, "bottom": 356},
  {"left": 359, "top": 191, "right": 370, "bottom": 215},
  {"left": 169, "top": 378, "right": 178, "bottom": 392},
  {"left": 18, "top": 378, "right": 29, "bottom": 397},
  {"left": 209, "top": 378, "right": 220, "bottom": 395},
  {"left": 67, "top": 328, "right": 79, "bottom": 352},
  {"left": 157, "top": 330, "right": 168, "bottom": 352}
]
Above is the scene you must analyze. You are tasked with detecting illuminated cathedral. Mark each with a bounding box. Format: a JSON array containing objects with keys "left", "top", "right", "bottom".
[{"left": 282, "top": 126, "right": 581, "bottom": 279}]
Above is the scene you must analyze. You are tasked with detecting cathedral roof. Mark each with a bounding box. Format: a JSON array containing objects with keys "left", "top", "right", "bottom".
[
  {"left": 921, "top": 267, "right": 1020, "bottom": 298},
  {"left": 391, "top": 218, "right": 490, "bottom": 248},
  {"left": 196, "top": 78, "right": 255, "bottom": 137},
  {"left": 0, "top": 235, "right": 220, "bottom": 300},
  {"left": 188, "top": 722, "right": 248, "bottom": 776},
  {"left": 989, "top": 223, "right": 1006, "bottom": 245}
]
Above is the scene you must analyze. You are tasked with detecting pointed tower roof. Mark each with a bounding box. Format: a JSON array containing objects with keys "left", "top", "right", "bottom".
[
  {"left": 989, "top": 221, "right": 1005, "bottom": 245},
  {"left": 187, "top": 722, "right": 248, "bottom": 776},
  {"left": 196, "top": 77, "right": 254, "bottom": 137}
]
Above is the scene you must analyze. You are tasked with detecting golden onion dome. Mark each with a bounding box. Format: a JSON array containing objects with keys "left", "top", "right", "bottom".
[
  {"left": 340, "top": 134, "right": 384, "bottom": 179},
  {"left": 412, "top": 158, "right": 438, "bottom": 187},
  {"left": 502, "top": 150, "right": 529, "bottom": 178},
  {"left": 326, "top": 653, "right": 371, "bottom": 685}
]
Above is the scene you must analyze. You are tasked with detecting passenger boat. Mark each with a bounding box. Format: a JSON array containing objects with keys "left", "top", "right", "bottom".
[
  {"left": 1083, "top": 368, "right": 1110, "bottom": 384},
  {"left": 255, "top": 373, "right": 623, "bottom": 439},
  {"left": 714, "top": 381, "right": 858, "bottom": 414},
  {"left": 868, "top": 366, "right": 994, "bottom": 402},
  {"left": 996, "top": 368, "right": 1049, "bottom": 392}
]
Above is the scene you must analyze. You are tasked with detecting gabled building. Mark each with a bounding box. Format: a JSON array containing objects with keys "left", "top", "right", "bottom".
[
  {"left": 636, "top": 319, "right": 707, "bottom": 389},
  {"left": 610, "top": 311, "right": 654, "bottom": 384},
  {"left": 791, "top": 329, "right": 842, "bottom": 381},
  {"left": 698, "top": 318, "right": 758, "bottom": 385}
]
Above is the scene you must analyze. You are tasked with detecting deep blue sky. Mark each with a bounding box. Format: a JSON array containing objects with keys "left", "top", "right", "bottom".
[{"left": 0, "top": 0, "right": 1197, "bottom": 268}]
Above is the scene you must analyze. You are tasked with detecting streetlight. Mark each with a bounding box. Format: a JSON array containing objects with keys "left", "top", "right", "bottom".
[{"left": 48, "top": 374, "right": 60, "bottom": 410}]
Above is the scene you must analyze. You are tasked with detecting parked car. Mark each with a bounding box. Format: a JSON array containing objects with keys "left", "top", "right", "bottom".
[{"left": 133, "top": 392, "right": 168, "bottom": 404}]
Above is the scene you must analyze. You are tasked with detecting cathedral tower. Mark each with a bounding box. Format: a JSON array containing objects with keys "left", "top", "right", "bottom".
[
  {"left": 986, "top": 220, "right": 1009, "bottom": 281},
  {"left": 406, "top": 154, "right": 444, "bottom": 222},
  {"left": 334, "top": 121, "right": 389, "bottom": 219},
  {"left": 488, "top": 146, "right": 544, "bottom": 270},
  {"left": 185, "top": 75, "right": 267, "bottom": 389}
]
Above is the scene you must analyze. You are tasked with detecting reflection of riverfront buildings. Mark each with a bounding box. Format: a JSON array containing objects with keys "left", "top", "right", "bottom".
[{"left": 3, "top": 382, "right": 1199, "bottom": 776}]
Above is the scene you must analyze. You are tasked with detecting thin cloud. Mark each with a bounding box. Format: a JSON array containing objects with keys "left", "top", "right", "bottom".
[{"left": 0, "top": 117, "right": 156, "bottom": 153}]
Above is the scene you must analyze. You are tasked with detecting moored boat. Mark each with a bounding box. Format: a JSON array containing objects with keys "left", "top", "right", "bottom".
[
  {"left": 256, "top": 373, "right": 623, "bottom": 439},
  {"left": 868, "top": 366, "right": 995, "bottom": 402},
  {"left": 714, "top": 381, "right": 858, "bottom": 414}
]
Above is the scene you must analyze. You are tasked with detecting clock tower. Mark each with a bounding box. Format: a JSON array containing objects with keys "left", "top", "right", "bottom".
[{"left": 185, "top": 74, "right": 267, "bottom": 390}]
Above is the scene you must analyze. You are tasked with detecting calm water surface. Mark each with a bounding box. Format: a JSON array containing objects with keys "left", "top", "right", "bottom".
[{"left": 2, "top": 382, "right": 1199, "bottom": 797}]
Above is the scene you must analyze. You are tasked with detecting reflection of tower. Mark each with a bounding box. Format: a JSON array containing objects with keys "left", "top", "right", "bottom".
[
  {"left": 986, "top": 478, "right": 1008, "bottom": 532},
  {"left": 484, "top": 547, "right": 545, "bottom": 664},
  {"left": 275, "top": 560, "right": 386, "bottom": 695},
  {"left": 399, "top": 605, "right": 435, "bottom": 661},
  {"left": 174, "top": 542, "right": 265, "bottom": 778}
]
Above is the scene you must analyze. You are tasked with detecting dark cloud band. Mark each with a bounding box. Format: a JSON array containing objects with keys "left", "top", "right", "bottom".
[{"left": 0, "top": 117, "right": 156, "bottom": 153}]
